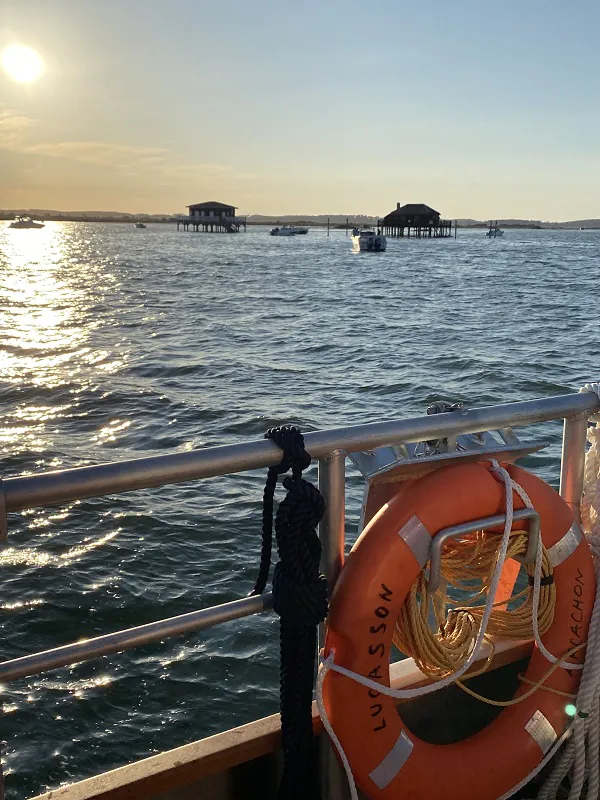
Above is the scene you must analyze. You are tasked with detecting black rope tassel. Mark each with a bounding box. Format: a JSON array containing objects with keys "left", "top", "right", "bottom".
[{"left": 251, "top": 426, "right": 328, "bottom": 800}]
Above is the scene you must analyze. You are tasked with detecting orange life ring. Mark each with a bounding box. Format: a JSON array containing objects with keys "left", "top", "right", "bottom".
[{"left": 323, "top": 461, "right": 595, "bottom": 800}]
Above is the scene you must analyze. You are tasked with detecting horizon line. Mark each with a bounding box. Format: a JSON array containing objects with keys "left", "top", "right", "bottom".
[{"left": 2, "top": 208, "right": 600, "bottom": 224}]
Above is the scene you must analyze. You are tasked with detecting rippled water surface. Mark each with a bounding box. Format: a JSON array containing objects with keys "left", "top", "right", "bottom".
[{"left": 0, "top": 222, "right": 599, "bottom": 796}]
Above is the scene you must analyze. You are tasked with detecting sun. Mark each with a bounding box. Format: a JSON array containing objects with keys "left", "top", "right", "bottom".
[{"left": 2, "top": 44, "right": 45, "bottom": 84}]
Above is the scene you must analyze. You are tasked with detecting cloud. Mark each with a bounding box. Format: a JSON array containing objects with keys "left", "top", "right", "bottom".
[
  {"left": 0, "top": 108, "right": 32, "bottom": 148},
  {"left": 0, "top": 107, "right": 253, "bottom": 186},
  {"left": 26, "top": 140, "right": 167, "bottom": 169}
]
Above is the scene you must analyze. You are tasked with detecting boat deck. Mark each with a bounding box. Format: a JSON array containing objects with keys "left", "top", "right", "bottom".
[{"left": 2, "top": 389, "right": 595, "bottom": 799}]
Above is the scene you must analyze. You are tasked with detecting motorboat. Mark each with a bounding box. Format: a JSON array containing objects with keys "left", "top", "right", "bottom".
[
  {"left": 270, "top": 225, "right": 305, "bottom": 236},
  {"left": 486, "top": 221, "right": 504, "bottom": 237},
  {"left": 8, "top": 215, "right": 45, "bottom": 229},
  {"left": 351, "top": 227, "right": 387, "bottom": 252},
  {"left": 134, "top": 222, "right": 147, "bottom": 229}
]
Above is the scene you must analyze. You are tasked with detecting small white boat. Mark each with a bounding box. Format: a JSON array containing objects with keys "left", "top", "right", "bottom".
[
  {"left": 270, "top": 225, "right": 300, "bottom": 236},
  {"left": 351, "top": 227, "right": 387, "bottom": 252},
  {"left": 8, "top": 215, "right": 45, "bottom": 229},
  {"left": 486, "top": 221, "right": 504, "bottom": 237},
  {"left": 134, "top": 222, "right": 147, "bottom": 229}
]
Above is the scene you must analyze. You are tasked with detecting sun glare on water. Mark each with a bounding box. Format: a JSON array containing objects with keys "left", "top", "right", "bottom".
[{"left": 2, "top": 43, "right": 45, "bottom": 84}]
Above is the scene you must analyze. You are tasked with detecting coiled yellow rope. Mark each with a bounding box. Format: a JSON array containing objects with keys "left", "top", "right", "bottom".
[{"left": 393, "top": 529, "right": 557, "bottom": 694}]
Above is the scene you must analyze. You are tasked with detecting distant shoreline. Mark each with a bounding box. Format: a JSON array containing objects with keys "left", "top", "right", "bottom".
[{"left": 2, "top": 212, "right": 600, "bottom": 230}]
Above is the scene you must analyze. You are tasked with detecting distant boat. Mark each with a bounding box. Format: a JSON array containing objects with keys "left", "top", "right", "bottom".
[
  {"left": 486, "top": 221, "right": 504, "bottom": 238},
  {"left": 351, "top": 227, "right": 387, "bottom": 252},
  {"left": 270, "top": 225, "right": 303, "bottom": 236},
  {"left": 134, "top": 222, "right": 147, "bottom": 229},
  {"left": 9, "top": 215, "right": 44, "bottom": 229}
]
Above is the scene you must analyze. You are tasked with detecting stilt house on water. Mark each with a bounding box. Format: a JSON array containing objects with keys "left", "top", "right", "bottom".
[
  {"left": 176, "top": 201, "right": 246, "bottom": 232},
  {"left": 381, "top": 203, "right": 454, "bottom": 238}
]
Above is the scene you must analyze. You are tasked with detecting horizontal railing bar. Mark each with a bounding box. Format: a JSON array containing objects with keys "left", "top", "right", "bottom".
[
  {"left": 3, "top": 392, "right": 597, "bottom": 512},
  {"left": 0, "top": 593, "right": 272, "bottom": 682}
]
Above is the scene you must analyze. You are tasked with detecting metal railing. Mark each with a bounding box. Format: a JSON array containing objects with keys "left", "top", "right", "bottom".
[
  {"left": 3, "top": 392, "right": 595, "bottom": 512},
  {"left": 0, "top": 391, "right": 597, "bottom": 798}
]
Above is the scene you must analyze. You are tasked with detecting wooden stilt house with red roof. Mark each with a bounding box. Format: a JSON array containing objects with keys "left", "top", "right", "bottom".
[{"left": 177, "top": 201, "right": 246, "bottom": 232}]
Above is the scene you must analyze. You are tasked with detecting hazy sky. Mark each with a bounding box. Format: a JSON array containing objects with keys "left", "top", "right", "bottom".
[{"left": 1, "top": 0, "right": 599, "bottom": 218}]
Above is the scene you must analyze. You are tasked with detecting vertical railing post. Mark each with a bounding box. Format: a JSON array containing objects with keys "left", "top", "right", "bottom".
[
  {"left": 318, "top": 451, "right": 346, "bottom": 588},
  {"left": 559, "top": 413, "right": 589, "bottom": 523},
  {"left": 318, "top": 451, "right": 348, "bottom": 800}
]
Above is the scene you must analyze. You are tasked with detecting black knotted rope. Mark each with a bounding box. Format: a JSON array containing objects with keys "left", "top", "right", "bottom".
[{"left": 251, "top": 426, "right": 328, "bottom": 800}]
